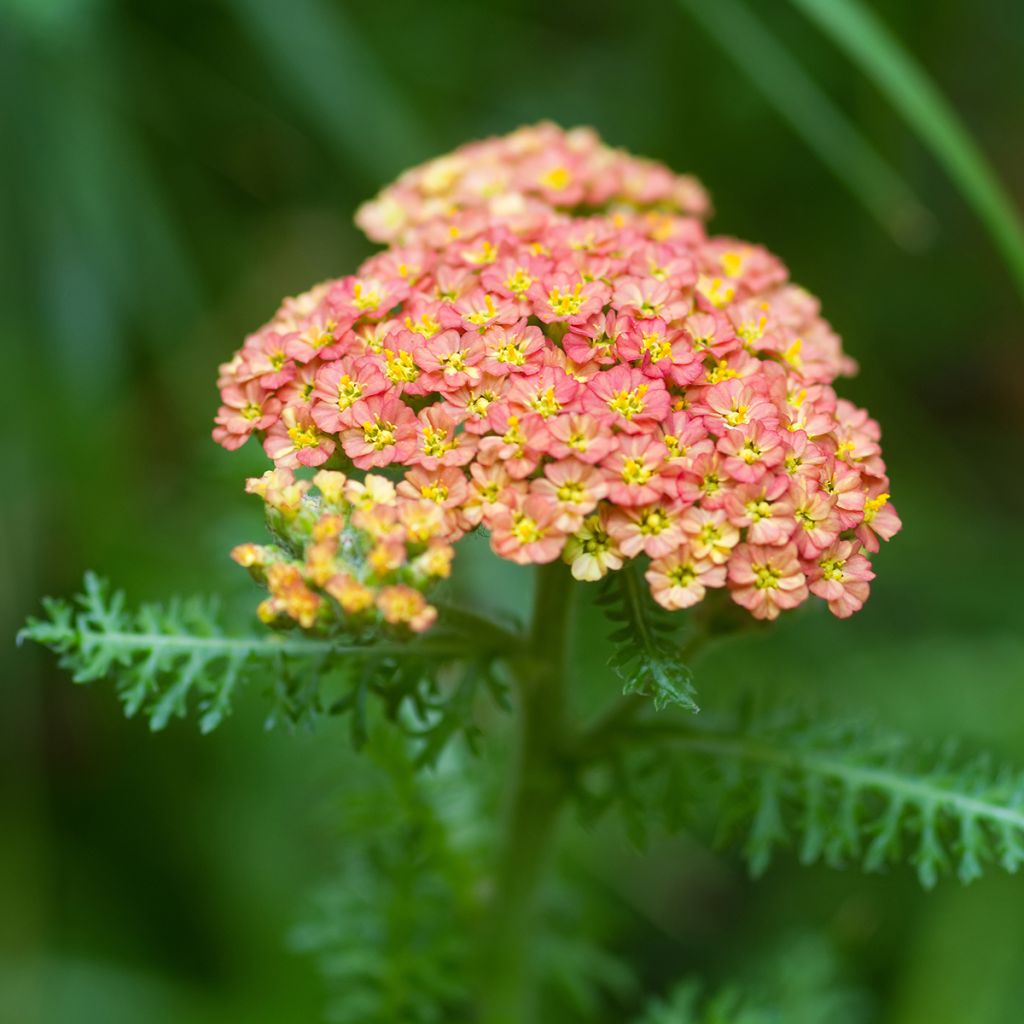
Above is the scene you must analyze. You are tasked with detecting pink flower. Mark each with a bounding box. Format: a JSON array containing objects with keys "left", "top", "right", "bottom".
[
  {"left": 241, "top": 330, "right": 296, "bottom": 390},
  {"left": 545, "top": 413, "right": 619, "bottom": 464},
  {"left": 340, "top": 396, "right": 417, "bottom": 469},
  {"left": 312, "top": 357, "right": 388, "bottom": 433},
  {"left": 717, "top": 421, "right": 785, "bottom": 483},
  {"left": 728, "top": 542, "right": 808, "bottom": 620},
  {"left": 818, "top": 456, "right": 866, "bottom": 530},
  {"left": 696, "top": 377, "right": 778, "bottom": 434},
  {"left": 583, "top": 366, "right": 671, "bottom": 434},
  {"left": 284, "top": 319, "right": 347, "bottom": 363},
  {"left": 562, "top": 312, "right": 632, "bottom": 368},
  {"left": 213, "top": 381, "right": 281, "bottom": 450},
  {"left": 680, "top": 506, "right": 740, "bottom": 564},
  {"left": 722, "top": 477, "right": 795, "bottom": 546},
  {"left": 807, "top": 540, "right": 875, "bottom": 618},
  {"left": 647, "top": 548, "right": 726, "bottom": 610},
  {"left": 531, "top": 459, "right": 607, "bottom": 531},
  {"left": 529, "top": 273, "right": 607, "bottom": 324},
  {"left": 410, "top": 406, "right": 477, "bottom": 468},
  {"left": 263, "top": 406, "right": 335, "bottom": 468},
  {"left": 781, "top": 478, "right": 841, "bottom": 557},
  {"left": 507, "top": 366, "right": 581, "bottom": 420},
  {"left": 440, "top": 290, "right": 519, "bottom": 332},
  {"left": 606, "top": 501, "right": 686, "bottom": 558},
  {"left": 856, "top": 490, "right": 902, "bottom": 553},
  {"left": 563, "top": 512, "right": 624, "bottom": 581},
  {"left": 480, "top": 321, "right": 545, "bottom": 376},
  {"left": 416, "top": 329, "right": 484, "bottom": 391},
  {"left": 489, "top": 493, "right": 567, "bottom": 564},
  {"left": 612, "top": 277, "right": 688, "bottom": 321},
  {"left": 603, "top": 437, "right": 668, "bottom": 506}
]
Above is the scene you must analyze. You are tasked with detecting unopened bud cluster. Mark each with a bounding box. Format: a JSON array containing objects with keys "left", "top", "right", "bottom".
[{"left": 231, "top": 469, "right": 453, "bottom": 634}]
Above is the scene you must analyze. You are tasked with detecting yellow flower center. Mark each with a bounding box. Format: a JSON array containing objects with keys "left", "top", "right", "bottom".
[
  {"left": 421, "top": 427, "right": 455, "bottom": 459},
  {"left": 556, "top": 480, "right": 586, "bottom": 503},
  {"left": 440, "top": 350, "right": 468, "bottom": 374},
  {"left": 819, "top": 556, "right": 846, "bottom": 581},
  {"left": 351, "top": 281, "right": 381, "bottom": 311},
  {"left": 494, "top": 340, "right": 527, "bottom": 366},
  {"left": 405, "top": 313, "right": 441, "bottom": 338},
  {"left": 697, "top": 274, "right": 735, "bottom": 308},
  {"left": 513, "top": 514, "right": 543, "bottom": 544},
  {"left": 608, "top": 384, "right": 649, "bottom": 421},
  {"left": 502, "top": 416, "right": 524, "bottom": 446},
  {"left": 723, "top": 405, "right": 749, "bottom": 427},
  {"left": 737, "top": 315, "right": 767, "bottom": 346},
  {"left": 720, "top": 250, "right": 746, "bottom": 278},
  {"left": 464, "top": 240, "right": 498, "bottom": 265},
  {"left": 640, "top": 332, "right": 671, "bottom": 362},
  {"left": 864, "top": 493, "right": 890, "bottom": 523},
  {"left": 528, "top": 386, "right": 562, "bottom": 419},
  {"left": 464, "top": 294, "right": 499, "bottom": 326},
  {"left": 466, "top": 391, "right": 497, "bottom": 417},
  {"left": 746, "top": 499, "right": 773, "bottom": 522},
  {"left": 668, "top": 562, "right": 697, "bottom": 587},
  {"left": 505, "top": 268, "right": 534, "bottom": 294},
  {"left": 547, "top": 283, "right": 585, "bottom": 317},
  {"left": 362, "top": 418, "right": 396, "bottom": 450},
  {"left": 740, "top": 439, "right": 763, "bottom": 464},
  {"left": 707, "top": 360, "right": 738, "bottom": 385},
  {"left": 621, "top": 458, "right": 652, "bottom": 486},
  {"left": 336, "top": 374, "right": 363, "bottom": 409},
  {"left": 753, "top": 563, "right": 782, "bottom": 590},
  {"left": 384, "top": 349, "right": 419, "bottom": 383},
  {"left": 539, "top": 165, "right": 572, "bottom": 191},
  {"left": 420, "top": 482, "right": 449, "bottom": 503},
  {"left": 639, "top": 508, "right": 670, "bottom": 535},
  {"left": 287, "top": 423, "right": 320, "bottom": 449},
  {"left": 241, "top": 401, "right": 263, "bottom": 421}
]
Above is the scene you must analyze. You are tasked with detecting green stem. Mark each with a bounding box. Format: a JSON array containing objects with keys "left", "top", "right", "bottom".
[{"left": 478, "top": 560, "right": 574, "bottom": 1024}]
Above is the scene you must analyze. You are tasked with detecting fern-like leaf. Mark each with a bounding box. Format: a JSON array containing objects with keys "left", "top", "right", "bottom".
[
  {"left": 614, "top": 712, "right": 1024, "bottom": 887},
  {"left": 633, "top": 980, "right": 772, "bottom": 1024},
  {"left": 596, "top": 564, "right": 698, "bottom": 713},
  {"left": 20, "top": 573, "right": 516, "bottom": 745}
]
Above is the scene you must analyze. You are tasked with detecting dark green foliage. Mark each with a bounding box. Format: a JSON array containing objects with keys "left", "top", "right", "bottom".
[
  {"left": 631, "top": 932, "right": 868, "bottom": 1024},
  {"left": 588, "top": 709, "right": 1024, "bottom": 887},
  {"left": 290, "top": 728, "right": 483, "bottom": 1024},
  {"left": 596, "top": 563, "right": 698, "bottom": 713},
  {"left": 633, "top": 981, "right": 773, "bottom": 1024}
]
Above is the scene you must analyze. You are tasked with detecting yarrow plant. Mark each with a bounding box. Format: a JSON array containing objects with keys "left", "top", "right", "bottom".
[
  {"left": 215, "top": 122, "right": 900, "bottom": 628},
  {"left": 23, "top": 126, "right": 1024, "bottom": 1024}
]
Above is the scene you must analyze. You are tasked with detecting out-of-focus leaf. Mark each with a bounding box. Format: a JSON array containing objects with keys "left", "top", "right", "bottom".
[
  {"left": 226, "top": 0, "right": 431, "bottom": 182},
  {"left": 790, "top": 0, "right": 1024, "bottom": 301},
  {"left": 677, "top": 0, "right": 933, "bottom": 249}
]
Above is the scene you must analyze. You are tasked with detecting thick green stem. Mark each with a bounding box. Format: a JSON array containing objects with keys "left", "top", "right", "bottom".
[{"left": 478, "top": 561, "right": 574, "bottom": 1024}]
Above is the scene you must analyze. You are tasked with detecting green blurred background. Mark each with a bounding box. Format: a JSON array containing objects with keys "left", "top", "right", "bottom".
[{"left": 3, "top": 0, "right": 1023, "bottom": 1021}]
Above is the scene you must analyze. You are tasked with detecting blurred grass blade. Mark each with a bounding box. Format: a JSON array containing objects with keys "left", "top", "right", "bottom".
[
  {"left": 790, "top": 0, "right": 1024, "bottom": 301},
  {"left": 228, "top": 0, "right": 432, "bottom": 182},
  {"left": 678, "top": 0, "right": 932, "bottom": 249}
]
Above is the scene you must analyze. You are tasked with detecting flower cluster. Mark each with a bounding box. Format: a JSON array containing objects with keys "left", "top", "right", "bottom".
[
  {"left": 216, "top": 124, "right": 900, "bottom": 622},
  {"left": 355, "top": 121, "right": 711, "bottom": 246},
  {"left": 231, "top": 469, "right": 453, "bottom": 633}
]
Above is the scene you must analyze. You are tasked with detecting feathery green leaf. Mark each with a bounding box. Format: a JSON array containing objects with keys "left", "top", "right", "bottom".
[{"left": 597, "top": 564, "right": 698, "bottom": 713}]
